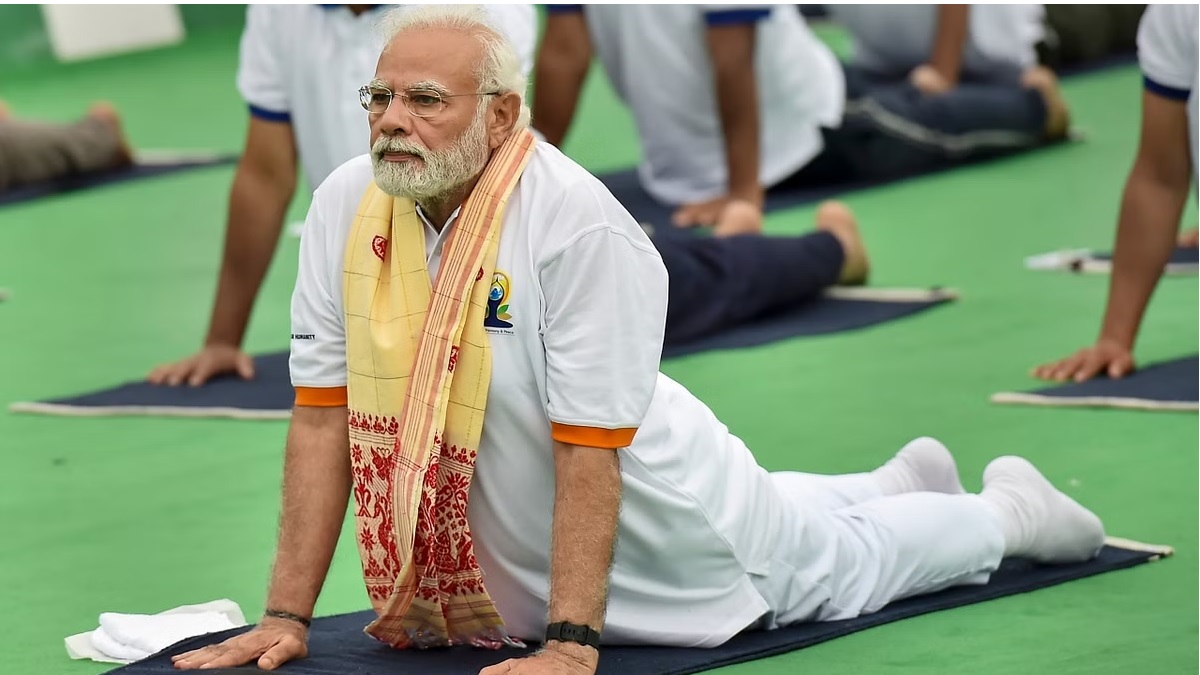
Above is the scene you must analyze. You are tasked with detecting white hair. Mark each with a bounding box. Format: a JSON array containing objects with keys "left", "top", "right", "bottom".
[{"left": 377, "top": 4, "right": 531, "bottom": 131}]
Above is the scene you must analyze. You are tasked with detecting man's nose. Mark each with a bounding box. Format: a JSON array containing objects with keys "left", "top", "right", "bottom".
[{"left": 375, "top": 97, "right": 415, "bottom": 138}]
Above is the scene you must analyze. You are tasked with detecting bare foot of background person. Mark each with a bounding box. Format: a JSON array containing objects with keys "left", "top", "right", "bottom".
[{"left": 815, "top": 200, "right": 870, "bottom": 285}]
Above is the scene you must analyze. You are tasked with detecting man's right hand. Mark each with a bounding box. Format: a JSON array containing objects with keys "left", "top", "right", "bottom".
[
  {"left": 171, "top": 618, "right": 308, "bottom": 671},
  {"left": 1032, "top": 338, "right": 1135, "bottom": 383},
  {"left": 147, "top": 344, "right": 256, "bottom": 387}
]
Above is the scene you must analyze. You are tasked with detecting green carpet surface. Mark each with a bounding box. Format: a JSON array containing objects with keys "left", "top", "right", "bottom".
[{"left": 0, "top": 19, "right": 1196, "bottom": 675}]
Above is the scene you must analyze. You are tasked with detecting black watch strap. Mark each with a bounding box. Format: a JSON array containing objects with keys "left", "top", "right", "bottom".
[{"left": 544, "top": 621, "right": 601, "bottom": 649}]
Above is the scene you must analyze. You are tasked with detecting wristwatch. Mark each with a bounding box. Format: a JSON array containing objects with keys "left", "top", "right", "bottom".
[{"left": 544, "top": 621, "right": 601, "bottom": 649}]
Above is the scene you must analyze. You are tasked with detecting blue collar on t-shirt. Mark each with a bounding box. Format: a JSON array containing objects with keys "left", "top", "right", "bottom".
[{"left": 318, "top": 4, "right": 388, "bottom": 12}]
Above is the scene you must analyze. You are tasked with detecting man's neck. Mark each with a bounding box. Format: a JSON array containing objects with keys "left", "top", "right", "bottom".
[{"left": 418, "top": 175, "right": 483, "bottom": 232}]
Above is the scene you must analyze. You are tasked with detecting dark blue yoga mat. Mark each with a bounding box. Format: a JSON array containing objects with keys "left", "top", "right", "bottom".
[
  {"left": 598, "top": 169, "right": 848, "bottom": 228},
  {"left": 9, "top": 352, "right": 295, "bottom": 420},
  {"left": 663, "top": 289, "right": 954, "bottom": 359},
  {"left": 107, "top": 540, "right": 1169, "bottom": 675},
  {"left": 1088, "top": 247, "right": 1199, "bottom": 274},
  {"left": 991, "top": 355, "right": 1198, "bottom": 412},
  {"left": 597, "top": 143, "right": 1077, "bottom": 227},
  {"left": 10, "top": 291, "right": 953, "bottom": 419},
  {"left": 0, "top": 155, "right": 238, "bottom": 207}
]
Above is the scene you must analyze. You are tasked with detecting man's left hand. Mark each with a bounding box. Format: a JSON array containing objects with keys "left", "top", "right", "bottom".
[
  {"left": 672, "top": 197, "right": 764, "bottom": 238},
  {"left": 672, "top": 197, "right": 729, "bottom": 229},
  {"left": 909, "top": 64, "right": 953, "bottom": 95},
  {"left": 479, "top": 644, "right": 598, "bottom": 675}
]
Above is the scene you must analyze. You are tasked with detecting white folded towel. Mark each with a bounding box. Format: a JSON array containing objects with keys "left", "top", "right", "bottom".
[{"left": 65, "top": 599, "right": 247, "bottom": 665}]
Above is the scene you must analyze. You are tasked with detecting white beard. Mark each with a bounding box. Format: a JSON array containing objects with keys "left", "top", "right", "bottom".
[{"left": 371, "top": 108, "right": 490, "bottom": 202}]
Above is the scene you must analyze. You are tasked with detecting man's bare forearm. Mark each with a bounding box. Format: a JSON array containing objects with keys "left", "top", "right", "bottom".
[
  {"left": 546, "top": 441, "right": 621, "bottom": 632},
  {"left": 1099, "top": 168, "right": 1190, "bottom": 349},
  {"left": 532, "top": 13, "right": 592, "bottom": 148},
  {"left": 707, "top": 24, "right": 762, "bottom": 204},
  {"left": 263, "top": 405, "right": 351, "bottom": 619},
  {"left": 928, "top": 5, "right": 968, "bottom": 84},
  {"left": 204, "top": 164, "right": 296, "bottom": 347}
]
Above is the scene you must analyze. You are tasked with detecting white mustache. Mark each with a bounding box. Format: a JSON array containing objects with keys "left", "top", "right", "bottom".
[{"left": 372, "top": 137, "right": 427, "bottom": 159}]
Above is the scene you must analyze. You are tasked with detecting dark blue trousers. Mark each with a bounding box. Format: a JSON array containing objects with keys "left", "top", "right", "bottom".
[
  {"left": 655, "top": 227, "right": 844, "bottom": 346},
  {"left": 787, "top": 64, "right": 1050, "bottom": 186}
]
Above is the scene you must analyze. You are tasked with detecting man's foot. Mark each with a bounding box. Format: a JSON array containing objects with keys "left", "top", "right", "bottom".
[
  {"left": 872, "top": 437, "right": 965, "bottom": 496},
  {"left": 981, "top": 456, "right": 1105, "bottom": 563},
  {"left": 815, "top": 200, "right": 870, "bottom": 285},
  {"left": 1178, "top": 227, "right": 1199, "bottom": 248},
  {"left": 87, "top": 102, "right": 135, "bottom": 167},
  {"left": 1020, "top": 66, "right": 1071, "bottom": 140}
]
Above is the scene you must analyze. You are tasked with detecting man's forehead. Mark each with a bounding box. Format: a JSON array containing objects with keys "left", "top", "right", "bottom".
[
  {"left": 370, "top": 77, "right": 450, "bottom": 93},
  {"left": 376, "top": 29, "right": 480, "bottom": 91}
]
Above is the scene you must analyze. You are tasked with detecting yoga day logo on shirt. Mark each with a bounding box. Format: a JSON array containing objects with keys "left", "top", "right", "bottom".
[{"left": 484, "top": 271, "right": 514, "bottom": 332}]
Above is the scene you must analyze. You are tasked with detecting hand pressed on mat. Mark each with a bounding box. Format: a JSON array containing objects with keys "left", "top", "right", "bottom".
[
  {"left": 147, "top": 343, "right": 256, "bottom": 387},
  {"left": 1032, "top": 338, "right": 1135, "bottom": 383},
  {"left": 909, "top": 64, "right": 954, "bottom": 95},
  {"left": 672, "top": 197, "right": 764, "bottom": 238},
  {"left": 479, "top": 642, "right": 598, "bottom": 675},
  {"left": 170, "top": 617, "right": 307, "bottom": 671}
]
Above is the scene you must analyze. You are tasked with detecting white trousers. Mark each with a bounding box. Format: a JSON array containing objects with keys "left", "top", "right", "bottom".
[{"left": 749, "top": 471, "right": 1006, "bottom": 629}]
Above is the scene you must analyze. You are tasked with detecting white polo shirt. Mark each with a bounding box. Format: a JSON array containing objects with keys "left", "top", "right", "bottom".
[
  {"left": 289, "top": 143, "right": 799, "bottom": 647},
  {"left": 1137, "top": 3, "right": 1198, "bottom": 176},
  {"left": 831, "top": 4, "right": 1045, "bottom": 80},
  {"left": 236, "top": 3, "right": 537, "bottom": 191},
  {"left": 559, "top": 4, "right": 844, "bottom": 205}
]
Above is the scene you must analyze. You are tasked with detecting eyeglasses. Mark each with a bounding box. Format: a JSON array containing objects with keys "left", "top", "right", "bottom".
[{"left": 358, "top": 84, "right": 500, "bottom": 118}]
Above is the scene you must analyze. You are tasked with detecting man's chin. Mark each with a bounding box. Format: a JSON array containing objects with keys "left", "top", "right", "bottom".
[{"left": 373, "top": 179, "right": 451, "bottom": 203}]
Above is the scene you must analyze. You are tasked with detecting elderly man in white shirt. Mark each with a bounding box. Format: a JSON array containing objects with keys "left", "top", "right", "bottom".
[
  {"left": 147, "top": 3, "right": 536, "bottom": 388},
  {"left": 168, "top": 7, "right": 1106, "bottom": 674}
]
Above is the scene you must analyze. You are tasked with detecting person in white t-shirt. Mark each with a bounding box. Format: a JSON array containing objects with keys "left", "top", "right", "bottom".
[
  {"left": 169, "top": 7, "right": 1106, "bottom": 673},
  {"left": 1034, "top": 3, "right": 1198, "bottom": 384},
  {"left": 534, "top": 4, "right": 1069, "bottom": 238},
  {"left": 831, "top": 4, "right": 1046, "bottom": 88},
  {"left": 147, "top": 3, "right": 535, "bottom": 387}
]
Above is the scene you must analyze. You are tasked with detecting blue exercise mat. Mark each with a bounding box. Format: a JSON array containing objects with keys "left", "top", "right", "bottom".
[
  {"left": 1086, "top": 247, "right": 1199, "bottom": 275},
  {"left": 991, "top": 355, "right": 1199, "bottom": 412},
  {"left": 106, "top": 539, "right": 1170, "bottom": 675},
  {"left": 598, "top": 168, "right": 856, "bottom": 228},
  {"left": 10, "top": 289, "right": 953, "bottom": 419},
  {"left": 9, "top": 352, "right": 295, "bottom": 420},
  {"left": 1026, "top": 247, "right": 1198, "bottom": 276},
  {"left": 0, "top": 154, "right": 238, "bottom": 207},
  {"left": 596, "top": 143, "right": 1075, "bottom": 227},
  {"left": 663, "top": 287, "right": 954, "bottom": 359}
]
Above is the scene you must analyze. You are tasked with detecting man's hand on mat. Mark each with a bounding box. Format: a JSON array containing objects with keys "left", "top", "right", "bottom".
[
  {"left": 171, "top": 618, "right": 307, "bottom": 671},
  {"left": 1032, "top": 339, "right": 1135, "bottom": 383},
  {"left": 1179, "top": 228, "right": 1199, "bottom": 248},
  {"left": 148, "top": 344, "right": 255, "bottom": 387},
  {"left": 910, "top": 64, "right": 953, "bottom": 95},
  {"left": 672, "top": 197, "right": 764, "bottom": 238},
  {"left": 672, "top": 197, "right": 731, "bottom": 229},
  {"left": 480, "top": 643, "right": 598, "bottom": 674}
]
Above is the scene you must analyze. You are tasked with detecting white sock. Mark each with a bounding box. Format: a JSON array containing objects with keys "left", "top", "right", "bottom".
[
  {"left": 980, "top": 456, "right": 1105, "bottom": 563},
  {"left": 872, "top": 437, "right": 966, "bottom": 496}
]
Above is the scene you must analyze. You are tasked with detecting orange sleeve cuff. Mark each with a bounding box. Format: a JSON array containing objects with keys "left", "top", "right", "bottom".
[
  {"left": 294, "top": 386, "right": 348, "bottom": 407},
  {"left": 550, "top": 422, "right": 637, "bottom": 449}
]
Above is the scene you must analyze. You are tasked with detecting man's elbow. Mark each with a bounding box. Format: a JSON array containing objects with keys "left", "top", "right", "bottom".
[
  {"left": 537, "top": 44, "right": 591, "bottom": 85},
  {"left": 235, "top": 151, "right": 297, "bottom": 201},
  {"left": 1129, "top": 153, "right": 1192, "bottom": 200}
]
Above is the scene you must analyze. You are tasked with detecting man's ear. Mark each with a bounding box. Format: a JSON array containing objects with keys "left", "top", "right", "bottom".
[{"left": 487, "top": 92, "right": 522, "bottom": 148}]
